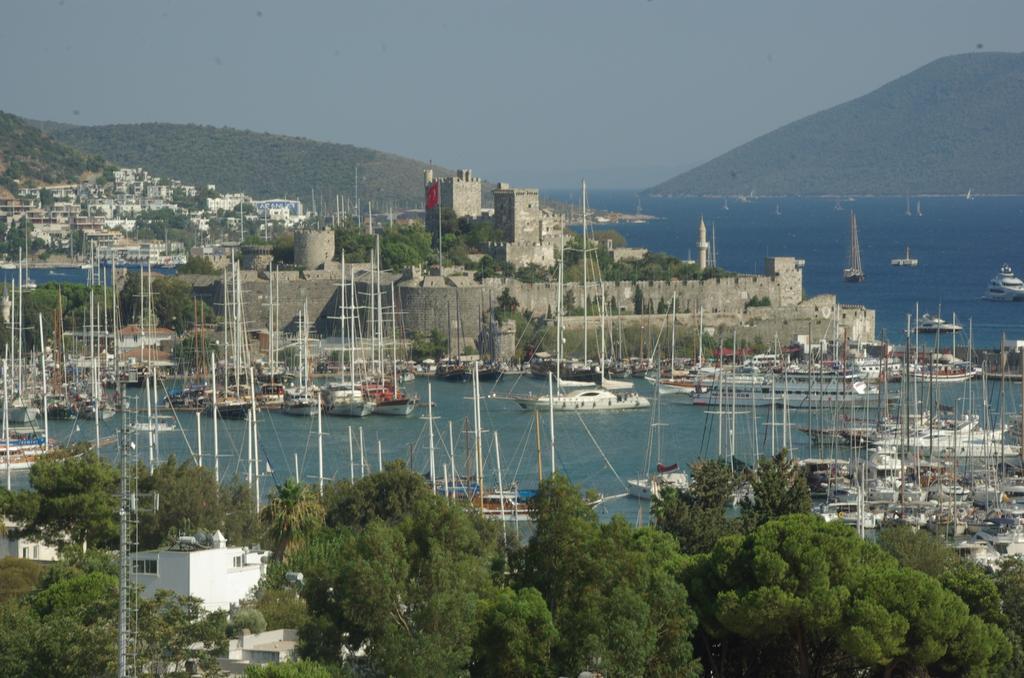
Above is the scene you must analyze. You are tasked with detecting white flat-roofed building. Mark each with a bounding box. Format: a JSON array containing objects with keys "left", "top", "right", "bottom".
[
  {"left": 0, "top": 520, "right": 60, "bottom": 562},
  {"left": 130, "top": 531, "right": 268, "bottom": 612}
]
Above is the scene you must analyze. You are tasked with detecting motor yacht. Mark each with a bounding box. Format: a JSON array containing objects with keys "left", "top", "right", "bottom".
[
  {"left": 514, "top": 387, "right": 650, "bottom": 412},
  {"left": 985, "top": 264, "right": 1024, "bottom": 301},
  {"left": 915, "top": 313, "right": 962, "bottom": 333}
]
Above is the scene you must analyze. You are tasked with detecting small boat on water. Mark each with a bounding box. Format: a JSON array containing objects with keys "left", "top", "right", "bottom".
[
  {"left": 985, "top": 264, "right": 1024, "bottom": 301},
  {"left": 891, "top": 246, "right": 919, "bottom": 267},
  {"left": 843, "top": 211, "right": 865, "bottom": 282}
]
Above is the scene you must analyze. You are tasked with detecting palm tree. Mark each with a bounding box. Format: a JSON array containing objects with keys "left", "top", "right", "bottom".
[{"left": 260, "top": 479, "right": 325, "bottom": 559}]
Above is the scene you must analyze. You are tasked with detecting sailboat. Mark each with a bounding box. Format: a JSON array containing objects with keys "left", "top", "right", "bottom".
[
  {"left": 514, "top": 181, "right": 649, "bottom": 413},
  {"left": 966, "top": 188, "right": 974, "bottom": 200},
  {"left": 905, "top": 195, "right": 912, "bottom": 217},
  {"left": 281, "top": 301, "right": 320, "bottom": 417},
  {"left": 843, "top": 210, "right": 865, "bottom": 282},
  {"left": 916, "top": 200, "right": 923, "bottom": 217},
  {"left": 833, "top": 199, "right": 844, "bottom": 212},
  {"left": 627, "top": 374, "right": 688, "bottom": 500},
  {"left": 722, "top": 196, "right": 729, "bottom": 211},
  {"left": 325, "top": 257, "right": 374, "bottom": 417},
  {"left": 774, "top": 203, "right": 782, "bottom": 216}
]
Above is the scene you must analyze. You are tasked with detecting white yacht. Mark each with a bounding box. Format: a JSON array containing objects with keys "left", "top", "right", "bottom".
[
  {"left": 514, "top": 387, "right": 650, "bottom": 412},
  {"left": 323, "top": 382, "right": 375, "bottom": 417},
  {"left": 627, "top": 466, "right": 690, "bottom": 500},
  {"left": 916, "top": 313, "right": 962, "bottom": 333},
  {"left": 281, "top": 387, "right": 321, "bottom": 417},
  {"left": 985, "top": 264, "right": 1024, "bottom": 301}
]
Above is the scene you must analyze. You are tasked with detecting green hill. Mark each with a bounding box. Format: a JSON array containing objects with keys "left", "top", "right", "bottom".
[
  {"left": 647, "top": 52, "right": 1024, "bottom": 196},
  {"left": 0, "top": 111, "right": 105, "bottom": 195},
  {"left": 41, "top": 122, "right": 455, "bottom": 205}
]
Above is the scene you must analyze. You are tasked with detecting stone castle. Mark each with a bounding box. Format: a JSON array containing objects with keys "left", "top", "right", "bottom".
[
  {"left": 424, "top": 169, "right": 564, "bottom": 268},
  {"left": 183, "top": 216, "right": 875, "bottom": 359}
]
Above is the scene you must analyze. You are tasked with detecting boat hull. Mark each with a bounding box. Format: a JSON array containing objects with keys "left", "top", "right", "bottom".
[{"left": 326, "top": 400, "right": 375, "bottom": 417}]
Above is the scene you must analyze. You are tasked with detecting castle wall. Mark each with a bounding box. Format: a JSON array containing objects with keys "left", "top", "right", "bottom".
[{"left": 185, "top": 256, "right": 872, "bottom": 350}]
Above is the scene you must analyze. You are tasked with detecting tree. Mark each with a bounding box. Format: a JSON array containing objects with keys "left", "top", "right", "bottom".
[
  {"left": 245, "top": 660, "right": 338, "bottom": 678},
  {"left": 879, "top": 525, "right": 959, "bottom": 578},
  {"left": 245, "top": 587, "right": 309, "bottom": 631},
  {"left": 227, "top": 608, "right": 267, "bottom": 636},
  {"left": 135, "top": 590, "right": 228, "bottom": 676},
  {"left": 296, "top": 471, "right": 500, "bottom": 677},
  {"left": 260, "top": 479, "right": 326, "bottom": 559},
  {"left": 994, "top": 556, "right": 1024, "bottom": 674},
  {"left": 652, "top": 459, "right": 739, "bottom": 555},
  {"left": 322, "top": 462, "right": 433, "bottom": 530},
  {"left": 0, "top": 549, "right": 227, "bottom": 677},
  {"left": 0, "top": 558, "right": 44, "bottom": 603},
  {"left": 178, "top": 256, "right": 218, "bottom": 274},
  {"left": 5, "top": 444, "right": 119, "bottom": 551},
  {"left": 497, "top": 287, "right": 519, "bottom": 316},
  {"left": 138, "top": 455, "right": 226, "bottom": 548},
  {"left": 472, "top": 587, "right": 558, "bottom": 678},
  {"left": 683, "top": 514, "right": 1011, "bottom": 677},
  {"left": 739, "top": 448, "right": 811, "bottom": 529},
  {"left": 515, "top": 475, "right": 701, "bottom": 677},
  {"left": 633, "top": 286, "right": 645, "bottom": 315}
]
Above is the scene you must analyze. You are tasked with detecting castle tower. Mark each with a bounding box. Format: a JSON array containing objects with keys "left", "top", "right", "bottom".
[{"left": 697, "top": 215, "right": 708, "bottom": 271}]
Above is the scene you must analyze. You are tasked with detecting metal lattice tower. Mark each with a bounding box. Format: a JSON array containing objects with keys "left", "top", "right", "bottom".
[{"left": 117, "top": 401, "right": 139, "bottom": 678}]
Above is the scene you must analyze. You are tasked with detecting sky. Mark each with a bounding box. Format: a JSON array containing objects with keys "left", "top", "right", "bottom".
[{"left": 3, "top": 0, "right": 1023, "bottom": 189}]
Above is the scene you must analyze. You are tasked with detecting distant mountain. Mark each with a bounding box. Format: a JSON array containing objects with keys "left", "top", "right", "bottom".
[
  {"left": 37, "top": 121, "right": 456, "bottom": 205},
  {"left": 648, "top": 52, "right": 1024, "bottom": 196},
  {"left": 0, "top": 111, "right": 105, "bottom": 196}
]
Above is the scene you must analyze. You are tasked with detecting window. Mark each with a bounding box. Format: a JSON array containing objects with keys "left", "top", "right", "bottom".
[
  {"left": 133, "top": 558, "right": 157, "bottom": 575},
  {"left": 233, "top": 555, "right": 243, "bottom": 568}
]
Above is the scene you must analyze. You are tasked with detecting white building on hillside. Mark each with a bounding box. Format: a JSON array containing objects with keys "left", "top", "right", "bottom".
[{"left": 130, "top": 531, "right": 268, "bottom": 612}]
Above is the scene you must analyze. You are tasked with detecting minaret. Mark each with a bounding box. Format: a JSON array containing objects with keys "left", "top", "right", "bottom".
[{"left": 697, "top": 215, "right": 708, "bottom": 271}]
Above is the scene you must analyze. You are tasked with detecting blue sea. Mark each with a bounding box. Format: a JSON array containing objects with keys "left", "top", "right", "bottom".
[{"left": 553, "top": 190, "right": 1024, "bottom": 349}]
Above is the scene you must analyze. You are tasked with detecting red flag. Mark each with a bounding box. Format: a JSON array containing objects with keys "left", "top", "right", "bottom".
[{"left": 425, "top": 180, "right": 439, "bottom": 210}]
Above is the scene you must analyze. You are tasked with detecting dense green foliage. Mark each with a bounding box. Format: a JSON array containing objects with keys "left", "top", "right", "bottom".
[
  {"left": 0, "top": 550, "right": 226, "bottom": 677},
  {"left": 118, "top": 271, "right": 216, "bottom": 333},
  {"left": 177, "top": 255, "right": 219, "bottom": 274},
  {"left": 0, "top": 111, "right": 105, "bottom": 192},
  {"left": 1, "top": 444, "right": 120, "bottom": 551},
  {"left": 3, "top": 442, "right": 1022, "bottom": 676},
  {"left": 333, "top": 224, "right": 434, "bottom": 271},
  {"left": 648, "top": 52, "right": 1024, "bottom": 195},
  {"left": 44, "top": 121, "right": 455, "bottom": 204},
  {"left": 137, "top": 455, "right": 260, "bottom": 550},
  {"left": 134, "top": 207, "right": 196, "bottom": 247},
  {"left": 652, "top": 459, "right": 740, "bottom": 555},
  {"left": 269, "top": 466, "right": 701, "bottom": 676},
  {"left": 683, "top": 514, "right": 1011, "bottom": 677}
]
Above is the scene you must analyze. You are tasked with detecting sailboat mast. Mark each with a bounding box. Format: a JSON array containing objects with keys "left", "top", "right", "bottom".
[{"left": 581, "top": 181, "right": 588, "bottom": 363}]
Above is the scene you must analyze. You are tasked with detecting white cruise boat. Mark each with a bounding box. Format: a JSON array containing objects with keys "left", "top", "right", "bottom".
[
  {"left": 514, "top": 387, "right": 650, "bottom": 412},
  {"left": 691, "top": 367, "right": 876, "bottom": 409},
  {"left": 985, "top": 264, "right": 1024, "bottom": 301}
]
